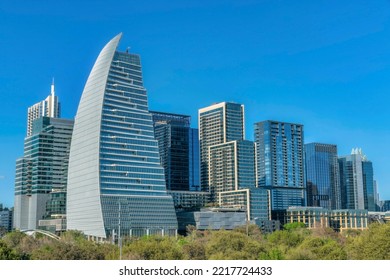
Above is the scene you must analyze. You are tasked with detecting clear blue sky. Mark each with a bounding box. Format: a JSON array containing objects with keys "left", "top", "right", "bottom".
[{"left": 1, "top": 0, "right": 390, "bottom": 208}]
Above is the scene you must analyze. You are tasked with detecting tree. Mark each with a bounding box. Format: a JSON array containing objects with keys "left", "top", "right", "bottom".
[
  {"left": 346, "top": 223, "right": 390, "bottom": 259},
  {"left": 0, "top": 240, "right": 21, "bottom": 260},
  {"left": 122, "top": 236, "right": 184, "bottom": 260},
  {"left": 287, "top": 236, "right": 346, "bottom": 260},
  {"left": 205, "top": 230, "right": 266, "bottom": 260}
]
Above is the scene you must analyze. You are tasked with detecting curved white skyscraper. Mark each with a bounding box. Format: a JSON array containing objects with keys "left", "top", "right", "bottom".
[{"left": 67, "top": 33, "right": 178, "bottom": 238}]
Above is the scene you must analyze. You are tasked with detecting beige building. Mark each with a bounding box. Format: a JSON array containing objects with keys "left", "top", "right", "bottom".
[{"left": 286, "top": 206, "right": 368, "bottom": 232}]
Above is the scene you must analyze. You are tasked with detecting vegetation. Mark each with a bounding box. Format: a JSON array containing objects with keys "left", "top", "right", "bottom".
[{"left": 2, "top": 223, "right": 390, "bottom": 260}]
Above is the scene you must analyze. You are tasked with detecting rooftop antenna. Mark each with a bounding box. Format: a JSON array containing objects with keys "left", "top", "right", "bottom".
[{"left": 51, "top": 77, "right": 55, "bottom": 97}]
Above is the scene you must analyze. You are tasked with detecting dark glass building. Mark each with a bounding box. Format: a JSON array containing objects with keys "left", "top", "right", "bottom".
[
  {"left": 305, "top": 143, "right": 341, "bottom": 210},
  {"left": 189, "top": 128, "right": 200, "bottom": 191},
  {"left": 255, "top": 120, "right": 305, "bottom": 210},
  {"left": 151, "top": 111, "right": 190, "bottom": 191}
]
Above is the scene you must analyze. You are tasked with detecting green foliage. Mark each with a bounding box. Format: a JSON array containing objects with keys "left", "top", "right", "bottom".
[
  {"left": 2, "top": 231, "right": 36, "bottom": 259},
  {"left": 283, "top": 222, "right": 306, "bottom": 231},
  {"left": 205, "top": 230, "right": 266, "bottom": 260},
  {"left": 122, "top": 235, "right": 184, "bottom": 260},
  {"left": 287, "top": 236, "right": 346, "bottom": 260},
  {"left": 0, "top": 240, "right": 21, "bottom": 260},
  {"left": 346, "top": 223, "right": 390, "bottom": 259},
  {"left": 2, "top": 223, "right": 390, "bottom": 260},
  {"left": 259, "top": 248, "right": 284, "bottom": 260}
]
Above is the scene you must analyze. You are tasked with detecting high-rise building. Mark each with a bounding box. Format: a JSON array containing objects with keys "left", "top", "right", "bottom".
[
  {"left": 150, "top": 111, "right": 190, "bottom": 191},
  {"left": 254, "top": 120, "right": 305, "bottom": 210},
  {"left": 66, "top": 33, "right": 178, "bottom": 239},
  {"left": 199, "top": 102, "right": 244, "bottom": 192},
  {"left": 27, "top": 81, "right": 60, "bottom": 136},
  {"left": 14, "top": 116, "right": 74, "bottom": 230},
  {"left": 305, "top": 143, "right": 341, "bottom": 210},
  {"left": 199, "top": 102, "right": 269, "bottom": 221},
  {"left": 0, "top": 207, "right": 13, "bottom": 232},
  {"left": 189, "top": 128, "right": 200, "bottom": 191},
  {"left": 208, "top": 140, "right": 256, "bottom": 196},
  {"left": 339, "top": 148, "right": 375, "bottom": 210},
  {"left": 362, "top": 159, "right": 375, "bottom": 211}
]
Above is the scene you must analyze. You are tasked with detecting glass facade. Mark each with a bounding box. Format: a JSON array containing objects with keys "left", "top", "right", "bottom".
[
  {"left": 67, "top": 34, "right": 178, "bottom": 238},
  {"left": 14, "top": 117, "right": 74, "bottom": 230},
  {"left": 254, "top": 121, "right": 305, "bottom": 210},
  {"left": 219, "top": 188, "right": 270, "bottom": 221},
  {"left": 305, "top": 143, "right": 340, "bottom": 210},
  {"left": 339, "top": 149, "right": 375, "bottom": 211},
  {"left": 362, "top": 161, "right": 375, "bottom": 211},
  {"left": 150, "top": 111, "right": 190, "bottom": 191},
  {"left": 339, "top": 153, "right": 364, "bottom": 209},
  {"left": 189, "top": 128, "right": 200, "bottom": 191}
]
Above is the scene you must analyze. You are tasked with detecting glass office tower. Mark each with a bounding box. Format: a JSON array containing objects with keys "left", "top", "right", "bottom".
[
  {"left": 189, "top": 128, "right": 200, "bottom": 191},
  {"left": 67, "top": 34, "right": 178, "bottom": 239},
  {"left": 255, "top": 120, "right": 305, "bottom": 210},
  {"left": 14, "top": 117, "right": 73, "bottom": 230},
  {"left": 339, "top": 149, "right": 375, "bottom": 211},
  {"left": 362, "top": 161, "right": 375, "bottom": 211},
  {"left": 305, "top": 143, "right": 341, "bottom": 210},
  {"left": 150, "top": 111, "right": 190, "bottom": 191}
]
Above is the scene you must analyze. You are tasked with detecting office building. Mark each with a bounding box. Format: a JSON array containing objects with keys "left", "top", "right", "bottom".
[
  {"left": 305, "top": 143, "right": 341, "bottom": 210},
  {"left": 286, "top": 206, "right": 368, "bottom": 232},
  {"left": 381, "top": 200, "right": 390, "bottom": 212},
  {"left": 67, "top": 33, "right": 178, "bottom": 239},
  {"left": 194, "top": 207, "right": 247, "bottom": 230},
  {"left": 199, "top": 102, "right": 244, "bottom": 192},
  {"left": 0, "top": 207, "right": 13, "bottom": 232},
  {"left": 218, "top": 188, "right": 270, "bottom": 221},
  {"left": 209, "top": 140, "right": 256, "bottom": 195},
  {"left": 14, "top": 117, "right": 73, "bottom": 230},
  {"left": 189, "top": 128, "right": 200, "bottom": 191},
  {"left": 339, "top": 148, "right": 375, "bottom": 210},
  {"left": 255, "top": 120, "right": 305, "bottom": 210},
  {"left": 208, "top": 139, "right": 270, "bottom": 220},
  {"left": 150, "top": 111, "right": 190, "bottom": 191},
  {"left": 199, "top": 102, "right": 270, "bottom": 221},
  {"left": 362, "top": 158, "right": 375, "bottom": 211},
  {"left": 27, "top": 81, "right": 60, "bottom": 136}
]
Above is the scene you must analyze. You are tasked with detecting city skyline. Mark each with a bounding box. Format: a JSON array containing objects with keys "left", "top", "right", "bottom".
[{"left": 1, "top": 1, "right": 390, "bottom": 207}]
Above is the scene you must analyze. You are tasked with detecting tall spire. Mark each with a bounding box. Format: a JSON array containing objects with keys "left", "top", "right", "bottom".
[{"left": 51, "top": 77, "right": 55, "bottom": 97}]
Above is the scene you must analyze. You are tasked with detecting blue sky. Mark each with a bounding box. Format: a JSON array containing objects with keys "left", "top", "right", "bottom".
[{"left": 1, "top": 0, "right": 390, "bottom": 207}]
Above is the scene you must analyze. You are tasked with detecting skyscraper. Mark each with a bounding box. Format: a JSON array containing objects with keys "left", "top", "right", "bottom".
[
  {"left": 208, "top": 140, "right": 256, "bottom": 196},
  {"left": 254, "top": 120, "right": 305, "bottom": 210},
  {"left": 66, "top": 34, "right": 178, "bottom": 239},
  {"left": 14, "top": 116, "right": 74, "bottom": 230},
  {"left": 189, "top": 128, "right": 200, "bottom": 192},
  {"left": 27, "top": 81, "right": 60, "bottom": 136},
  {"left": 305, "top": 143, "right": 341, "bottom": 210},
  {"left": 339, "top": 148, "right": 375, "bottom": 210},
  {"left": 209, "top": 139, "right": 270, "bottom": 221},
  {"left": 150, "top": 111, "right": 190, "bottom": 191},
  {"left": 199, "top": 102, "right": 269, "bottom": 221},
  {"left": 198, "top": 102, "right": 244, "bottom": 192}
]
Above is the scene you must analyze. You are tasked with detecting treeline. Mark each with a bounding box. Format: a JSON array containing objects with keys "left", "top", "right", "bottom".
[{"left": 1, "top": 222, "right": 390, "bottom": 260}]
